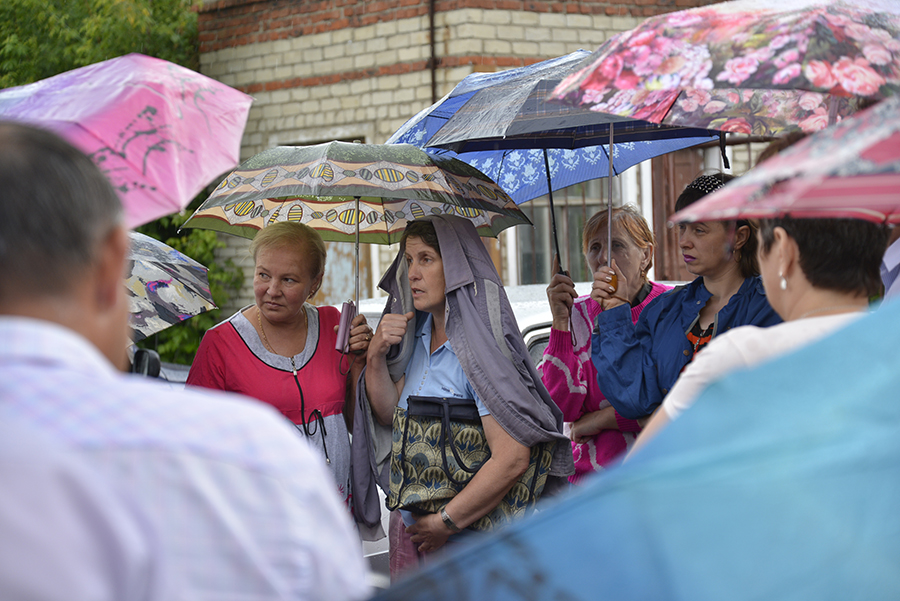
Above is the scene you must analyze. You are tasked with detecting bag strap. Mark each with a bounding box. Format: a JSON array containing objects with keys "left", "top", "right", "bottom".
[
  {"left": 439, "top": 397, "right": 486, "bottom": 485},
  {"left": 385, "top": 408, "right": 413, "bottom": 512}
]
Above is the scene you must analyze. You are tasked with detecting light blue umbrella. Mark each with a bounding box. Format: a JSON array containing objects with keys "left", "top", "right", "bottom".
[{"left": 374, "top": 299, "right": 900, "bottom": 600}]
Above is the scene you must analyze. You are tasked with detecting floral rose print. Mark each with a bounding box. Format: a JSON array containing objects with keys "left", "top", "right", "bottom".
[{"left": 553, "top": 0, "right": 900, "bottom": 136}]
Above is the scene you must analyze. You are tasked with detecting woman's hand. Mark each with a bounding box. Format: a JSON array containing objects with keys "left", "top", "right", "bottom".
[
  {"left": 347, "top": 314, "right": 372, "bottom": 356},
  {"left": 407, "top": 512, "right": 453, "bottom": 554},
  {"left": 569, "top": 406, "right": 618, "bottom": 444},
  {"left": 546, "top": 256, "right": 577, "bottom": 331},
  {"left": 368, "top": 311, "right": 414, "bottom": 360},
  {"left": 408, "top": 416, "right": 527, "bottom": 554},
  {"left": 363, "top": 311, "right": 414, "bottom": 426},
  {"left": 590, "top": 259, "right": 629, "bottom": 311}
]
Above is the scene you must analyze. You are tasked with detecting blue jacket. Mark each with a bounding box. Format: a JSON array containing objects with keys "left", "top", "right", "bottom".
[{"left": 591, "top": 276, "right": 781, "bottom": 419}]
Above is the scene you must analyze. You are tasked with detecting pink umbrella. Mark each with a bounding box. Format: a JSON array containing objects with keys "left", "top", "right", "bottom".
[
  {"left": 0, "top": 53, "right": 253, "bottom": 228},
  {"left": 552, "top": 0, "right": 900, "bottom": 136},
  {"left": 670, "top": 95, "right": 900, "bottom": 225}
]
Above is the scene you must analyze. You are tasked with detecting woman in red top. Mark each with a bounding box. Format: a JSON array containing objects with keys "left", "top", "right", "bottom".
[{"left": 187, "top": 222, "right": 372, "bottom": 505}]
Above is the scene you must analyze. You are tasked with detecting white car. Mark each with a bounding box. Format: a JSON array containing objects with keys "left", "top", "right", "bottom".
[{"left": 352, "top": 281, "right": 595, "bottom": 361}]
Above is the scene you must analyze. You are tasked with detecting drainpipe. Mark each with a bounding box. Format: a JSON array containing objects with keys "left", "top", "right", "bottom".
[{"left": 430, "top": 0, "right": 437, "bottom": 103}]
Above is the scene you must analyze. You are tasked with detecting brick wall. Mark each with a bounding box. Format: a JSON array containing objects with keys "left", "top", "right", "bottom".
[{"left": 198, "top": 0, "right": 723, "bottom": 311}]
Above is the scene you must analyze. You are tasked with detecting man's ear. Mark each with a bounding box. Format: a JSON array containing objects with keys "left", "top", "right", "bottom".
[
  {"left": 91, "top": 225, "right": 131, "bottom": 371},
  {"left": 95, "top": 226, "right": 129, "bottom": 311}
]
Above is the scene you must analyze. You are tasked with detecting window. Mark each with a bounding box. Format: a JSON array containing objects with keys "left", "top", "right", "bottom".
[{"left": 517, "top": 178, "right": 620, "bottom": 284}]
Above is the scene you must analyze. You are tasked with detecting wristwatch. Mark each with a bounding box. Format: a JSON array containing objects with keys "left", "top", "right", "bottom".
[{"left": 440, "top": 507, "right": 461, "bottom": 533}]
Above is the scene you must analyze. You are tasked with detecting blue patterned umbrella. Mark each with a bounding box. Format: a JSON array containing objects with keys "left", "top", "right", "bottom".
[
  {"left": 388, "top": 51, "right": 717, "bottom": 203},
  {"left": 387, "top": 51, "right": 718, "bottom": 270}
]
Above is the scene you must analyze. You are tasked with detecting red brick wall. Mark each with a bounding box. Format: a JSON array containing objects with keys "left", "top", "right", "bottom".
[{"left": 199, "top": 0, "right": 721, "bottom": 53}]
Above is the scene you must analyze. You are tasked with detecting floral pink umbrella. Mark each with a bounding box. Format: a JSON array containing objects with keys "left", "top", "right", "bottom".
[
  {"left": 552, "top": 0, "right": 900, "bottom": 136},
  {"left": 669, "top": 95, "right": 900, "bottom": 225},
  {"left": 0, "top": 53, "right": 253, "bottom": 228}
]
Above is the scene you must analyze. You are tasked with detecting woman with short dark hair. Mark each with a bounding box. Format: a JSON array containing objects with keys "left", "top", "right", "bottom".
[
  {"left": 361, "top": 215, "right": 572, "bottom": 579},
  {"left": 631, "top": 215, "right": 887, "bottom": 455}
]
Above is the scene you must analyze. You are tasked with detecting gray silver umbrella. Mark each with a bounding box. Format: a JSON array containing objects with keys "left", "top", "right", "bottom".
[{"left": 126, "top": 232, "right": 216, "bottom": 341}]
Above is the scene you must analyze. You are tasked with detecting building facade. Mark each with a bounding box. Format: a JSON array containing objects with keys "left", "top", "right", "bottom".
[{"left": 197, "top": 0, "right": 753, "bottom": 311}]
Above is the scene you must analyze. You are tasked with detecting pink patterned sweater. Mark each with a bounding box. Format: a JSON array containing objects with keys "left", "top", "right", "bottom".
[{"left": 539, "top": 281, "right": 671, "bottom": 484}]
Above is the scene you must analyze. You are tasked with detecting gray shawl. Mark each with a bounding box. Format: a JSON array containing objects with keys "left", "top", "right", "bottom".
[{"left": 351, "top": 214, "right": 573, "bottom": 534}]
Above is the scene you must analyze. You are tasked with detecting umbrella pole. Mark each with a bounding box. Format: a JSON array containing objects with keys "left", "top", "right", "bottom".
[
  {"left": 355, "top": 196, "right": 360, "bottom": 309},
  {"left": 608, "top": 123, "right": 614, "bottom": 268},
  {"left": 543, "top": 148, "right": 566, "bottom": 275}
]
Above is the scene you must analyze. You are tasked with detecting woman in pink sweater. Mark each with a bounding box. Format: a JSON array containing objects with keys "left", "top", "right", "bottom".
[{"left": 540, "top": 205, "right": 671, "bottom": 483}]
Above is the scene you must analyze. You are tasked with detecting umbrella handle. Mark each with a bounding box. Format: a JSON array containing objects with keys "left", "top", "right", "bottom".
[
  {"left": 542, "top": 149, "right": 567, "bottom": 276},
  {"left": 355, "top": 196, "right": 360, "bottom": 308}
]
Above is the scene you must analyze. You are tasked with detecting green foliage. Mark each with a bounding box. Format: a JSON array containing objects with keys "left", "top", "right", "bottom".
[
  {"left": 136, "top": 198, "right": 244, "bottom": 365},
  {"left": 2, "top": 0, "right": 236, "bottom": 364},
  {"left": 1, "top": 0, "right": 198, "bottom": 88}
]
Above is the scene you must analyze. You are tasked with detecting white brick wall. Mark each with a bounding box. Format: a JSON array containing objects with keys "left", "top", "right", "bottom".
[{"left": 200, "top": 7, "right": 655, "bottom": 311}]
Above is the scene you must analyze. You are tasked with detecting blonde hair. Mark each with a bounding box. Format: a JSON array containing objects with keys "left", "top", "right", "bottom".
[
  {"left": 582, "top": 205, "right": 655, "bottom": 283},
  {"left": 250, "top": 221, "right": 327, "bottom": 279}
]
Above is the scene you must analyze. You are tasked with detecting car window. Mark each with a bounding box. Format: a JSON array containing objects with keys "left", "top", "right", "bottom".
[{"left": 528, "top": 333, "right": 550, "bottom": 366}]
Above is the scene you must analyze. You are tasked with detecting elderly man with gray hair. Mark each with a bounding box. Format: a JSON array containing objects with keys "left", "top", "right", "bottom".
[{"left": 0, "top": 121, "right": 370, "bottom": 601}]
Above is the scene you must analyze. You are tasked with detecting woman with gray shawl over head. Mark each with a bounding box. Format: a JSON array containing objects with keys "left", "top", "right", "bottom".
[{"left": 355, "top": 214, "right": 573, "bottom": 580}]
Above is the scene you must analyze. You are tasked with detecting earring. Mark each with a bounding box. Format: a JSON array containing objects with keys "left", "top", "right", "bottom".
[{"left": 779, "top": 273, "right": 787, "bottom": 290}]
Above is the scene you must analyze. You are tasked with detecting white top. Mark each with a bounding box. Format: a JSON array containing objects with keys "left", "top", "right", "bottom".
[
  {"left": 662, "top": 313, "right": 863, "bottom": 420},
  {"left": 0, "top": 416, "right": 160, "bottom": 601},
  {"left": 0, "top": 317, "right": 371, "bottom": 601}
]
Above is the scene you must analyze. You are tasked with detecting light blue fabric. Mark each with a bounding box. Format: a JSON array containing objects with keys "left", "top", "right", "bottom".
[
  {"left": 398, "top": 313, "right": 487, "bottom": 416},
  {"left": 374, "top": 294, "right": 900, "bottom": 601}
]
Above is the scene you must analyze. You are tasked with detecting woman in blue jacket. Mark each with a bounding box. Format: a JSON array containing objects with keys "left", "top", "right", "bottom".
[{"left": 590, "top": 174, "right": 781, "bottom": 420}]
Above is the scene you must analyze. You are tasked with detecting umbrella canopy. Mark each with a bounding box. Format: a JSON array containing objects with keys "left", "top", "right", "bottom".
[
  {"left": 0, "top": 53, "right": 253, "bottom": 228},
  {"left": 425, "top": 51, "right": 717, "bottom": 153},
  {"left": 127, "top": 232, "right": 215, "bottom": 341},
  {"left": 671, "top": 94, "right": 900, "bottom": 225},
  {"left": 552, "top": 0, "right": 900, "bottom": 136},
  {"left": 373, "top": 299, "right": 900, "bottom": 601},
  {"left": 388, "top": 51, "right": 717, "bottom": 204},
  {"left": 180, "top": 141, "right": 530, "bottom": 243},
  {"left": 389, "top": 51, "right": 718, "bottom": 274}
]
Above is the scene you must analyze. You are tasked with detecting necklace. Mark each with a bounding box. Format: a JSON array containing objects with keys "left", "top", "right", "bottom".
[
  {"left": 257, "top": 306, "right": 307, "bottom": 356},
  {"left": 257, "top": 307, "right": 277, "bottom": 354},
  {"left": 796, "top": 304, "right": 867, "bottom": 321}
]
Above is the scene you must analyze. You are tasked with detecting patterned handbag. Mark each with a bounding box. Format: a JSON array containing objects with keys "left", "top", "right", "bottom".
[{"left": 386, "top": 395, "right": 553, "bottom": 532}]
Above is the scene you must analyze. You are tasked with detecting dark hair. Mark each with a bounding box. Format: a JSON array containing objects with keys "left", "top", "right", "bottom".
[
  {"left": 0, "top": 122, "right": 123, "bottom": 302},
  {"left": 401, "top": 219, "right": 441, "bottom": 256},
  {"left": 675, "top": 173, "right": 759, "bottom": 278},
  {"left": 759, "top": 217, "right": 888, "bottom": 297},
  {"left": 674, "top": 173, "right": 736, "bottom": 213}
]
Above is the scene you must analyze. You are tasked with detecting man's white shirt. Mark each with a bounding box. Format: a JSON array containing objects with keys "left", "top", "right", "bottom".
[{"left": 0, "top": 317, "right": 370, "bottom": 601}]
